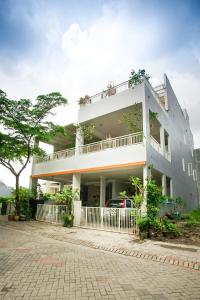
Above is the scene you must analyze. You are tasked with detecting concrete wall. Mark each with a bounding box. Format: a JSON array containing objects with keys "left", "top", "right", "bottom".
[
  {"left": 145, "top": 75, "right": 198, "bottom": 210},
  {"left": 32, "top": 143, "right": 146, "bottom": 176},
  {"left": 78, "top": 84, "right": 144, "bottom": 123}
]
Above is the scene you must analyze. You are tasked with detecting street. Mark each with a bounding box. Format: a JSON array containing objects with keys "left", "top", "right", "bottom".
[{"left": 0, "top": 222, "right": 200, "bottom": 300}]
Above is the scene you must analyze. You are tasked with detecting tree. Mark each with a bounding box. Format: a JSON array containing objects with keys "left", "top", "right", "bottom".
[{"left": 0, "top": 90, "right": 67, "bottom": 215}]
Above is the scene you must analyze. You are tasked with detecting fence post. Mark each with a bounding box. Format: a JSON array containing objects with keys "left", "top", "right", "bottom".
[
  {"left": 101, "top": 207, "right": 103, "bottom": 228},
  {"left": 118, "top": 209, "right": 121, "bottom": 232},
  {"left": 85, "top": 207, "right": 88, "bottom": 226}
]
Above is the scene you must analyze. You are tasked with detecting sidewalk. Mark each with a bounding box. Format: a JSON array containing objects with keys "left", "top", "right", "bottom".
[{"left": 1, "top": 220, "right": 200, "bottom": 271}]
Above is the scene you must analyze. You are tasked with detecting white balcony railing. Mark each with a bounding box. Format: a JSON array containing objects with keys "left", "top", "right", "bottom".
[
  {"left": 80, "top": 132, "right": 143, "bottom": 155},
  {"left": 35, "top": 147, "right": 75, "bottom": 163},
  {"left": 150, "top": 136, "right": 171, "bottom": 162},
  {"left": 150, "top": 136, "right": 163, "bottom": 155},
  {"left": 35, "top": 132, "right": 143, "bottom": 163},
  {"left": 89, "top": 81, "right": 130, "bottom": 104}
]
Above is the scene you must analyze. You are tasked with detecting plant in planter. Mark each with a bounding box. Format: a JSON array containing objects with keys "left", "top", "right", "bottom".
[
  {"left": 78, "top": 95, "right": 91, "bottom": 105},
  {"left": 53, "top": 187, "right": 79, "bottom": 227},
  {"left": 129, "top": 69, "right": 150, "bottom": 88},
  {"left": 63, "top": 213, "right": 74, "bottom": 227},
  {"left": 105, "top": 82, "right": 116, "bottom": 97},
  {"left": 161, "top": 217, "right": 180, "bottom": 237}
]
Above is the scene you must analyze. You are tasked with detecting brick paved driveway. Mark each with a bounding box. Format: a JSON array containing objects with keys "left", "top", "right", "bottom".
[{"left": 0, "top": 223, "right": 200, "bottom": 300}]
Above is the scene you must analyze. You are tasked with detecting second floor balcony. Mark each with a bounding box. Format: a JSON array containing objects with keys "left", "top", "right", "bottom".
[{"left": 35, "top": 132, "right": 143, "bottom": 164}]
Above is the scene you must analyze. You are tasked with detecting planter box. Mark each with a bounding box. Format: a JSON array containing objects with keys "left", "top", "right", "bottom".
[{"left": 0, "top": 215, "right": 8, "bottom": 221}]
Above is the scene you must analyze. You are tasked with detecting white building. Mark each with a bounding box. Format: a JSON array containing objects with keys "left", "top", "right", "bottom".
[{"left": 31, "top": 74, "right": 198, "bottom": 213}]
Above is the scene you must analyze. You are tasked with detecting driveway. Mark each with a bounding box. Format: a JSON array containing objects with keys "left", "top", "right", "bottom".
[{"left": 0, "top": 221, "right": 200, "bottom": 299}]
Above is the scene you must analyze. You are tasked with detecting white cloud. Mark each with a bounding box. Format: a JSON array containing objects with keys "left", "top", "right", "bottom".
[{"left": 0, "top": 3, "right": 200, "bottom": 187}]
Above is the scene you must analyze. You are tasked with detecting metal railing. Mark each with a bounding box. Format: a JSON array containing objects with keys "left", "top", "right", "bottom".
[
  {"left": 36, "top": 204, "right": 68, "bottom": 224},
  {"left": 89, "top": 81, "right": 130, "bottom": 104},
  {"left": 80, "top": 207, "right": 140, "bottom": 234},
  {"left": 81, "top": 132, "right": 143, "bottom": 154},
  {"left": 36, "top": 147, "right": 75, "bottom": 163}
]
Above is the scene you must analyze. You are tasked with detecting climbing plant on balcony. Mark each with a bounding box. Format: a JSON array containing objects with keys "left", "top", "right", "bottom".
[
  {"left": 0, "top": 89, "right": 67, "bottom": 215},
  {"left": 129, "top": 69, "right": 150, "bottom": 87},
  {"left": 118, "top": 104, "right": 142, "bottom": 133}
]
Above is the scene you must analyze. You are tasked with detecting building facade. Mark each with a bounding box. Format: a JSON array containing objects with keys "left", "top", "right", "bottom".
[{"left": 31, "top": 74, "right": 198, "bottom": 212}]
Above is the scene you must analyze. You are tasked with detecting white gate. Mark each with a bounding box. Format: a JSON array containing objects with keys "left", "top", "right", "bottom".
[
  {"left": 80, "top": 207, "right": 140, "bottom": 234},
  {"left": 36, "top": 204, "right": 68, "bottom": 225}
]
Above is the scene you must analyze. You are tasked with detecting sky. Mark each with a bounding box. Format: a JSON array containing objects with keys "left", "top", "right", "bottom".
[{"left": 0, "top": 0, "right": 200, "bottom": 188}]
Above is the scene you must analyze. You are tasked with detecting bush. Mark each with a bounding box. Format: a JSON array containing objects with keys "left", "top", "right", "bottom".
[
  {"left": 162, "top": 218, "right": 180, "bottom": 236},
  {"left": 138, "top": 217, "right": 149, "bottom": 232},
  {"left": 63, "top": 213, "right": 74, "bottom": 227}
]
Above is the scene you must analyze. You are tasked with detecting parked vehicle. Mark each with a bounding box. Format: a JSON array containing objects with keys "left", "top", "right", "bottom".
[
  {"left": 104, "top": 197, "right": 135, "bottom": 227},
  {"left": 105, "top": 197, "right": 135, "bottom": 208}
]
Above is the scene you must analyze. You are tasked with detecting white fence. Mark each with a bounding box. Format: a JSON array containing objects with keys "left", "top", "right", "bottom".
[
  {"left": 36, "top": 204, "right": 68, "bottom": 224},
  {"left": 80, "top": 207, "right": 140, "bottom": 234},
  {"left": 81, "top": 132, "right": 143, "bottom": 155}
]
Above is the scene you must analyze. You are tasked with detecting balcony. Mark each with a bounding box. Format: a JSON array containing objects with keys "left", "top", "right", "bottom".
[
  {"left": 36, "top": 132, "right": 143, "bottom": 164},
  {"left": 81, "top": 132, "right": 143, "bottom": 154}
]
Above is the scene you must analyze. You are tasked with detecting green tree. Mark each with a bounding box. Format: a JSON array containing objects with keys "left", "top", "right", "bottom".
[
  {"left": 0, "top": 90, "right": 67, "bottom": 215},
  {"left": 129, "top": 69, "right": 150, "bottom": 87}
]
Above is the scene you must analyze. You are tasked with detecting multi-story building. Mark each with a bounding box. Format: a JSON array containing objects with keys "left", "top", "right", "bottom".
[
  {"left": 194, "top": 148, "right": 200, "bottom": 206},
  {"left": 31, "top": 74, "right": 198, "bottom": 216}
]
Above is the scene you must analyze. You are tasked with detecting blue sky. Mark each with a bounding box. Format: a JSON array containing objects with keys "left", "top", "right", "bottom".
[{"left": 0, "top": 0, "right": 200, "bottom": 186}]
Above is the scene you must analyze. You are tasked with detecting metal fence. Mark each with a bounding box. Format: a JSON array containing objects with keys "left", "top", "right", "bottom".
[
  {"left": 80, "top": 207, "right": 140, "bottom": 234},
  {"left": 36, "top": 204, "right": 68, "bottom": 224}
]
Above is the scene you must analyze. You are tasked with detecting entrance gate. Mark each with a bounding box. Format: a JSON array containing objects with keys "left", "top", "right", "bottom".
[{"left": 79, "top": 207, "right": 140, "bottom": 234}]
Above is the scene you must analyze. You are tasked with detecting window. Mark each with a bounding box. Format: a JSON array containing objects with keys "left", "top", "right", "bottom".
[
  {"left": 126, "top": 200, "right": 131, "bottom": 208},
  {"left": 188, "top": 163, "right": 192, "bottom": 176},
  {"left": 182, "top": 158, "right": 185, "bottom": 172},
  {"left": 183, "top": 134, "right": 186, "bottom": 145},
  {"left": 193, "top": 169, "right": 197, "bottom": 181}
]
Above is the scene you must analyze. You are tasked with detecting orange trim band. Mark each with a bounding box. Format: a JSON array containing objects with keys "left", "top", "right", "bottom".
[{"left": 32, "top": 161, "right": 146, "bottom": 178}]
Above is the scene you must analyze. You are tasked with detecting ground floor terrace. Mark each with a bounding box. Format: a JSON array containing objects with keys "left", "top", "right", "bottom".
[{"left": 31, "top": 163, "right": 173, "bottom": 209}]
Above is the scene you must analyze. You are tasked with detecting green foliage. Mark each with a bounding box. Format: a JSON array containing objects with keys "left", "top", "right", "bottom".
[
  {"left": 162, "top": 218, "right": 180, "bottom": 236},
  {"left": 119, "top": 105, "right": 142, "bottom": 133},
  {"left": 63, "top": 213, "right": 74, "bottom": 227},
  {"left": 0, "top": 89, "right": 67, "bottom": 214},
  {"left": 13, "top": 187, "right": 32, "bottom": 217},
  {"left": 149, "top": 111, "right": 158, "bottom": 121},
  {"left": 129, "top": 69, "right": 150, "bottom": 87},
  {"left": 182, "top": 208, "right": 200, "bottom": 227},
  {"left": 53, "top": 187, "right": 79, "bottom": 215},
  {"left": 78, "top": 95, "right": 91, "bottom": 105},
  {"left": 138, "top": 217, "right": 149, "bottom": 232},
  {"left": 43, "top": 193, "right": 52, "bottom": 202},
  {"left": 78, "top": 123, "right": 95, "bottom": 143}
]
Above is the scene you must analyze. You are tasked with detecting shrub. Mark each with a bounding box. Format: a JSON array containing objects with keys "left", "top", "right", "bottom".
[
  {"left": 138, "top": 217, "right": 149, "bottom": 232},
  {"left": 162, "top": 218, "right": 180, "bottom": 236},
  {"left": 63, "top": 213, "right": 74, "bottom": 227}
]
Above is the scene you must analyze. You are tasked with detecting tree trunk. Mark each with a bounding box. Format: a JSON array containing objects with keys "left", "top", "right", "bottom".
[{"left": 15, "top": 175, "right": 20, "bottom": 215}]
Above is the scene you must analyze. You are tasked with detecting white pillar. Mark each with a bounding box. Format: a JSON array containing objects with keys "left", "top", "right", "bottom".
[
  {"left": 162, "top": 174, "right": 166, "bottom": 196},
  {"left": 72, "top": 173, "right": 81, "bottom": 226},
  {"left": 60, "top": 182, "right": 64, "bottom": 191},
  {"left": 29, "top": 176, "right": 38, "bottom": 194},
  {"left": 72, "top": 173, "right": 81, "bottom": 200},
  {"left": 111, "top": 180, "right": 117, "bottom": 198},
  {"left": 160, "top": 126, "right": 165, "bottom": 155},
  {"left": 170, "top": 179, "right": 173, "bottom": 198},
  {"left": 75, "top": 127, "right": 84, "bottom": 156},
  {"left": 141, "top": 165, "right": 149, "bottom": 215},
  {"left": 100, "top": 176, "right": 106, "bottom": 207}
]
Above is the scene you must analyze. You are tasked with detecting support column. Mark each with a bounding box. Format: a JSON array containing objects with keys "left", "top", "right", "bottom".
[
  {"left": 72, "top": 173, "right": 82, "bottom": 226},
  {"left": 162, "top": 174, "right": 166, "bottom": 196},
  {"left": 160, "top": 126, "right": 165, "bottom": 155},
  {"left": 75, "top": 127, "right": 84, "bottom": 156},
  {"left": 29, "top": 177, "right": 38, "bottom": 195},
  {"left": 170, "top": 179, "right": 173, "bottom": 198},
  {"left": 60, "top": 182, "right": 64, "bottom": 191},
  {"left": 111, "top": 179, "right": 117, "bottom": 198},
  {"left": 141, "top": 165, "right": 150, "bottom": 215},
  {"left": 100, "top": 176, "right": 106, "bottom": 207}
]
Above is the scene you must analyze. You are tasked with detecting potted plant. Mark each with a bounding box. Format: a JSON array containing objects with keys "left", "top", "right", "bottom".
[
  {"left": 105, "top": 82, "right": 116, "bottom": 97},
  {"left": 63, "top": 213, "right": 74, "bottom": 227},
  {"left": 78, "top": 95, "right": 91, "bottom": 105}
]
